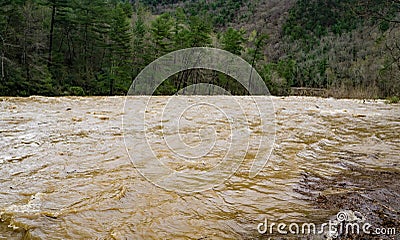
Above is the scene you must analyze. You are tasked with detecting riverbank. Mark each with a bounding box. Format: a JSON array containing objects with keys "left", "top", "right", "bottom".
[
  {"left": 297, "top": 164, "right": 399, "bottom": 239},
  {"left": 289, "top": 87, "right": 399, "bottom": 102}
]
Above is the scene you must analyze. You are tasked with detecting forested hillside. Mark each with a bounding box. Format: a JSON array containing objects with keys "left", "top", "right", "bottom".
[{"left": 0, "top": 0, "right": 399, "bottom": 98}]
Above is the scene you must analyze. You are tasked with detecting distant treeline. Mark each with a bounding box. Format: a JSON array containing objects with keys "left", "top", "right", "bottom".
[{"left": 0, "top": 0, "right": 399, "bottom": 98}]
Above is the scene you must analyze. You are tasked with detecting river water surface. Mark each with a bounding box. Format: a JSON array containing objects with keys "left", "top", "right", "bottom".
[{"left": 0, "top": 96, "right": 399, "bottom": 239}]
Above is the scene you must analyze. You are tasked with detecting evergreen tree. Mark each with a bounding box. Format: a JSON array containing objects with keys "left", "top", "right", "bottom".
[
  {"left": 187, "top": 16, "right": 211, "bottom": 47},
  {"left": 150, "top": 13, "right": 174, "bottom": 57},
  {"left": 40, "top": 0, "right": 70, "bottom": 65},
  {"left": 132, "top": 16, "right": 149, "bottom": 77},
  {"left": 172, "top": 7, "right": 190, "bottom": 49},
  {"left": 69, "top": 0, "right": 110, "bottom": 93},
  {"left": 221, "top": 27, "right": 246, "bottom": 55},
  {"left": 107, "top": 4, "right": 133, "bottom": 95}
]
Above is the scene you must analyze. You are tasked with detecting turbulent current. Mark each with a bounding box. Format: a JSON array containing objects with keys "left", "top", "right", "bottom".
[{"left": 0, "top": 96, "right": 399, "bottom": 239}]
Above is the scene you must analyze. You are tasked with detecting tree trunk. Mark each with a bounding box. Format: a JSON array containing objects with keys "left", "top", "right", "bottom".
[
  {"left": 48, "top": 1, "right": 56, "bottom": 66},
  {"left": 0, "top": 34, "right": 4, "bottom": 80}
]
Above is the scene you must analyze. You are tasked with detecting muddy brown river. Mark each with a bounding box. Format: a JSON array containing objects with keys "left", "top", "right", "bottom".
[{"left": 0, "top": 96, "right": 399, "bottom": 239}]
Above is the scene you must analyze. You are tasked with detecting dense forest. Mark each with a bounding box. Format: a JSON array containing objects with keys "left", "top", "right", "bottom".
[{"left": 0, "top": 0, "right": 399, "bottom": 98}]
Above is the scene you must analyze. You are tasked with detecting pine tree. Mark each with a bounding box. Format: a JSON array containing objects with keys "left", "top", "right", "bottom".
[
  {"left": 69, "top": 0, "right": 111, "bottom": 93},
  {"left": 172, "top": 7, "right": 191, "bottom": 49},
  {"left": 221, "top": 27, "right": 246, "bottom": 55},
  {"left": 150, "top": 13, "right": 174, "bottom": 57},
  {"left": 40, "top": 0, "right": 69, "bottom": 65},
  {"left": 187, "top": 16, "right": 211, "bottom": 47},
  {"left": 132, "top": 17, "right": 148, "bottom": 77},
  {"left": 0, "top": 0, "right": 53, "bottom": 96},
  {"left": 107, "top": 3, "right": 132, "bottom": 95}
]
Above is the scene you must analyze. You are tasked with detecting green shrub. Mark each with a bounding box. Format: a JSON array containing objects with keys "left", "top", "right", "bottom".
[
  {"left": 385, "top": 96, "right": 399, "bottom": 104},
  {"left": 68, "top": 86, "right": 85, "bottom": 96}
]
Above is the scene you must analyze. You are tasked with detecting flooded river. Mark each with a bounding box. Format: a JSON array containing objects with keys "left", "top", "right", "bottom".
[{"left": 0, "top": 96, "right": 399, "bottom": 239}]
